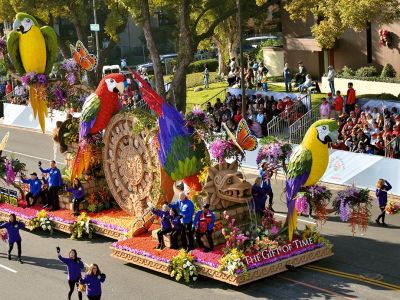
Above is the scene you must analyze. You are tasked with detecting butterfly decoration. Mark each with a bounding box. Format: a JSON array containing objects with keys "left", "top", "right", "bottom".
[
  {"left": 70, "top": 40, "right": 97, "bottom": 71},
  {"left": 222, "top": 119, "right": 258, "bottom": 153}
]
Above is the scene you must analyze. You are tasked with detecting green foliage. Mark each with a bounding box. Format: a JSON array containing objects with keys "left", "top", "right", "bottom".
[
  {"left": 301, "top": 225, "right": 332, "bottom": 250},
  {"left": 355, "top": 66, "right": 378, "bottom": 77},
  {"left": 130, "top": 109, "right": 157, "bottom": 135},
  {"left": 340, "top": 66, "right": 355, "bottom": 77},
  {"left": 218, "top": 248, "right": 249, "bottom": 278},
  {"left": 358, "top": 93, "right": 399, "bottom": 101},
  {"left": 283, "top": 0, "right": 400, "bottom": 49},
  {"left": 0, "top": 59, "right": 7, "bottom": 76},
  {"left": 380, "top": 63, "right": 396, "bottom": 78},
  {"left": 187, "top": 59, "right": 218, "bottom": 73},
  {"left": 63, "top": 119, "right": 80, "bottom": 146},
  {"left": 259, "top": 38, "right": 283, "bottom": 48},
  {"left": 169, "top": 249, "right": 198, "bottom": 283}
]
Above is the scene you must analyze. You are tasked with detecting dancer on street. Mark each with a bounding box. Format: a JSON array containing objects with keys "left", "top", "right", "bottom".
[
  {"left": 80, "top": 264, "right": 106, "bottom": 300},
  {"left": 0, "top": 213, "right": 25, "bottom": 263},
  {"left": 57, "top": 246, "right": 84, "bottom": 300},
  {"left": 375, "top": 179, "right": 392, "bottom": 226}
]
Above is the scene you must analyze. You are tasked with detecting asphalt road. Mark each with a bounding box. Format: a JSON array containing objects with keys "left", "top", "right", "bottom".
[{"left": 0, "top": 125, "right": 399, "bottom": 300}]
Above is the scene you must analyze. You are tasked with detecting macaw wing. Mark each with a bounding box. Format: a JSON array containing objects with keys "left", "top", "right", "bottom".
[
  {"left": 6, "top": 31, "right": 25, "bottom": 75},
  {"left": 129, "top": 68, "right": 163, "bottom": 116},
  {"left": 285, "top": 145, "right": 312, "bottom": 241},
  {"left": 41, "top": 26, "right": 58, "bottom": 75},
  {"left": 79, "top": 93, "right": 100, "bottom": 140}
]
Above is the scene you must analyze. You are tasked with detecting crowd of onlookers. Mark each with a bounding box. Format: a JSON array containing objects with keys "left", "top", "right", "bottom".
[
  {"left": 318, "top": 82, "right": 400, "bottom": 158},
  {"left": 205, "top": 92, "right": 307, "bottom": 137},
  {"left": 1, "top": 80, "right": 29, "bottom": 105}
]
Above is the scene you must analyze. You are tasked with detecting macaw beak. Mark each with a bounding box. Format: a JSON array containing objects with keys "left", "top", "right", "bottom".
[
  {"left": 326, "top": 130, "right": 339, "bottom": 143},
  {"left": 115, "top": 81, "right": 125, "bottom": 95},
  {"left": 13, "top": 19, "right": 23, "bottom": 32}
]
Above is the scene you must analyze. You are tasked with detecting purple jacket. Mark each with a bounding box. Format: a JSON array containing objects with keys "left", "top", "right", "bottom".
[
  {"left": 252, "top": 184, "right": 267, "bottom": 214},
  {"left": 58, "top": 255, "right": 84, "bottom": 281},
  {"left": 171, "top": 215, "right": 182, "bottom": 230},
  {"left": 152, "top": 209, "right": 172, "bottom": 231},
  {"left": 0, "top": 221, "right": 25, "bottom": 243},
  {"left": 66, "top": 185, "right": 85, "bottom": 200},
  {"left": 81, "top": 274, "right": 105, "bottom": 296},
  {"left": 376, "top": 181, "right": 392, "bottom": 207}
]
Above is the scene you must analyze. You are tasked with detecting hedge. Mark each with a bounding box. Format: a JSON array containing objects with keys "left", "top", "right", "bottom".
[{"left": 187, "top": 59, "right": 218, "bottom": 73}]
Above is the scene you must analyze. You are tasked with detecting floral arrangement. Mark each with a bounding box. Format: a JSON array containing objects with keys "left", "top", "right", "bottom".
[
  {"left": 61, "top": 59, "right": 79, "bottom": 85},
  {"left": 256, "top": 136, "right": 292, "bottom": 172},
  {"left": 218, "top": 248, "right": 249, "bottom": 278},
  {"left": 301, "top": 224, "right": 332, "bottom": 250},
  {"left": 333, "top": 186, "right": 372, "bottom": 234},
  {"left": 0, "top": 157, "right": 26, "bottom": 187},
  {"left": 87, "top": 187, "right": 113, "bottom": 213},
  {"left": 0, "top": 229, "right": 7, "bottom": 242},
  {"left": 70, "top": 212, "right": 94, "bottom": 239},
  {"left": 385, "top": 201, "right": 400, "bottom": 215},
  {"left": 51, "top": 86, "right": 67, "bottom": 110},
  {"left": 296, "top": 184, "right": 332, "bottom": 224},
  {"left": 169, "top": 249, "right": 198, "bottom": 283},
  {"left": 29, "top": 209, "right": 53, "bottom": 234},
  {"left": 185, "top": 106, "right": 210, "bottom": 130},
  {"left": 21, "top": 72, "right": 47, "bottom": 86},
  {"left": 209, "top": 138, "right": 243, "bottom": 163},
  {"left": 221, "top": 210, "right": 248, "bottom": 253}
]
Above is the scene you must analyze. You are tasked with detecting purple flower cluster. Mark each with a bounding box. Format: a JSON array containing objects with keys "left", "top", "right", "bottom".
[
  {"left": 209, "top": 138, "right": 233, "bottom": 162},
  {"left": 37, "top": 74, "right": 47, "bottom": 84},
  {"left": 62, "top": 59, "right": 78, "bottom": 73},
  {"left": 295, "top": 195, "right": 309, "bottom": 214},
  {"left": 339, "top": 200, "right": 353, "bottom": 222},
  {"left": 65, "top": 72, "right": 76, "bottom": 86},
  {"left": 21, "top": 72, "right": 47, "bottom": 86},
  {"left": 53, "top": 87, "right": 66, "bottom": 110},
  {"left": 256, "top": 141, "right": 288, "bottom": 167}
]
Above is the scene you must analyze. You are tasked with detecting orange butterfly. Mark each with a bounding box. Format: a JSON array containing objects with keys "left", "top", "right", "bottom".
[
  {"left": 70, "top": 40, "right": 97, "bottom": 71},
  {"left": 222, "top": 119, "right": 258, "bottom": 153}
]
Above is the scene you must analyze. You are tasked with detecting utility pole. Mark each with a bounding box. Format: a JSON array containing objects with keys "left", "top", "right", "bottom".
[
  {"left": 236, "top": 0, "right": 246, "bottom": 117},
  {"left": 93, "top": 0, "right": 100, "bottom": 59}
]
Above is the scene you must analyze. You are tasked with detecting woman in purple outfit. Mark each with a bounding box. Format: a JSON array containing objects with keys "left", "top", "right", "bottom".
[
  {"left": 375, "top": 179, "right": 392, "bottom": 226},
  {"left": 0, "top": 213, "right": 25, "bottom": 263},
  {"left": 151, "top": 203, "right": 172, "bottom": 250},
  {"left": 57, "top": 247, "right": 85, "bottom": 300},
  {"left": 80, "top": 263, "right": 106, "bottom": 300},
  {"left": 66, "top": 178, "right": 85, "bottom": 216},
  {"left": 169, "top": 208, "right": 182, "bottom": 249}
]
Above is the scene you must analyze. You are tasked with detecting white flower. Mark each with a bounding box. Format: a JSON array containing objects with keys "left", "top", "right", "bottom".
[
  {"left": 80, "top": 221, "right": 84, "bottom": 226},
  {"left": 183, "top": 263, "right": 188, "bottom": 269},
  {"left": 41, "top": 225, "right": 46, "bottom": 230},
  {"left": 47, "top": 225, "right": 52, "bottom": 230},
  {"left": 192, "top": 277, "right": 197, "bottom": 281},
  {"left": 190, "top": 271, "right": 193, "bottom": 276}
]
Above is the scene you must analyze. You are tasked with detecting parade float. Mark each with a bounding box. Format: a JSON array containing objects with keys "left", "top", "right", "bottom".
[{"left": 0, "top": 12, "right": 375, "bottom": 286}]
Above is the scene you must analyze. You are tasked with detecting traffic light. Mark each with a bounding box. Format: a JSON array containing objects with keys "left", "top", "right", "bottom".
[{"left": 87, "top": 35, "right": 94, "bottom": 52}]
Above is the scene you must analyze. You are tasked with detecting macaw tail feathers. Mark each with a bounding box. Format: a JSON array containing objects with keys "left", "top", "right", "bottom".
[
  {"left": 30, "top": 83, "right": 48, "bottom": 133},
  {"left": 72, "top": 142, "right": 92, "bottom": 179},
  {"left": 288, "top": 207, "right": 297, "bottom": 241}
]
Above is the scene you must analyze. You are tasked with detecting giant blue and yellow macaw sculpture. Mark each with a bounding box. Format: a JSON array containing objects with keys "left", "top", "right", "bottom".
[
  {"left": 286, "top": 119, "right": 339, "bottom": 240},
  {"left": 7, "top": 13, "right": 58, "bottom": 132}
]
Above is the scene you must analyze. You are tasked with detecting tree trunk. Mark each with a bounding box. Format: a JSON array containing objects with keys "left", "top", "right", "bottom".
[
  {"left": 214, "top": 38, "right": 228, "bottom": 76},
  {"left": 140, "top": 0, "right": 166, "bottom": 99},
  {"left": 228, "top": 18, "right": 240, "bottom": 61},
  {"left": 166, "top": 0, "right": 195, "bottom": 112}
]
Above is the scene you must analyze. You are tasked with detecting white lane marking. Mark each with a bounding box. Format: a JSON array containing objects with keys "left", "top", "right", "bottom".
[
  {"left": 274, "top": 212, "right": 317, "bottom": 225},
  {"left": 2, "top": 150, "right": 65, "bottom": 165},
  {"left": 0, "top": 263, "right": 18, "bottom": 273}
]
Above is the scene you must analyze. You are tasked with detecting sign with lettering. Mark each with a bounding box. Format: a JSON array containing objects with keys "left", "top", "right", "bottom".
[
  {"left": 0, "top": 187, "right": 8, "bottom": 203},
  {"left": 244, "top": 237, "right": 317, "bottom": 266}
]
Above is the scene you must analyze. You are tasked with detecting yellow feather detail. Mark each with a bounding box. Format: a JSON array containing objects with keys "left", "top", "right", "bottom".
[
  {"left": 288, "top": 207, "right": 297, "bottom": 241},
  {"left": 30, "top": 84, "right": 38, "bottom": 119}
]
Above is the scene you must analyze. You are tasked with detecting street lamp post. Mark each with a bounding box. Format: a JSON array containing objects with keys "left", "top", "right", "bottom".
[
  {"left": 236, "top": 0, "right": 246, "bottom": 117},
  {"left": 92, "top": 0, "right": 100, "bottom": 59}
]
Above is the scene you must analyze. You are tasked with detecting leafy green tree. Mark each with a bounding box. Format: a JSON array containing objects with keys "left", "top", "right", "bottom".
[{"left": 279, "top": 0, "right": 400, "bottom": 49}]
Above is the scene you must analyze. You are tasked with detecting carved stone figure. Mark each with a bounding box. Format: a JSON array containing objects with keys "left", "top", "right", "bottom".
[{"left": 203, "top": 161, "right": 252, "bottom": 209}]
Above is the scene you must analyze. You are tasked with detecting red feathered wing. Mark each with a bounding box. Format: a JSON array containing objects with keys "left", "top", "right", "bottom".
[{"left": 129, "top": 69, "right": 163, "bottom": 116}]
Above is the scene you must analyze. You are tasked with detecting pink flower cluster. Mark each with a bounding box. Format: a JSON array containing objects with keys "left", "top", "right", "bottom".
[
  {"left": 221, "top": 211, "right": 248, "bottom": 251},
  {"left": 295, "top": 195, "right": 309, "bottom": 214},
  {"left": 209, "top": 139, "right": 233, "bottom": 163}
]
